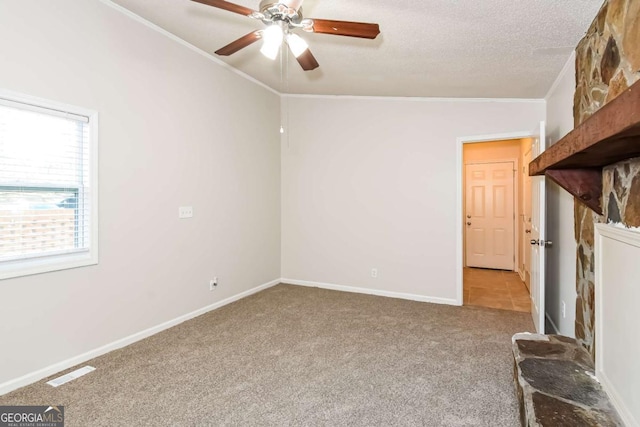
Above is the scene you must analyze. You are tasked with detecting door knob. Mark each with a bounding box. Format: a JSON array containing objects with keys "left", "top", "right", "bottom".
[
  {"left": 466, "top": 222, "right": 472, "bottom": 226},
  {"left": 530, "top": 239, "right": 539, "bottom": 245},
  {"left": 525, "top": 229, "right": 531, "bottom": 234},
  {"left": 466, "top": 215, "right": 471, "bottom": 219}
]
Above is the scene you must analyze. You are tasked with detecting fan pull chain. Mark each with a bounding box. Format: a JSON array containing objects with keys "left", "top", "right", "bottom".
[
  {"left": 285, "top": 45, "right": 290, "bottom": 148},
  {"left": 280, "top": 45, "right": 285, "bottom": 135}
]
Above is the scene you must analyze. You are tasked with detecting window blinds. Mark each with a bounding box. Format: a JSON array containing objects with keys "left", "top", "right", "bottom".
[{"left": 0, "top": 99, "right": 92, "bottom": 262}]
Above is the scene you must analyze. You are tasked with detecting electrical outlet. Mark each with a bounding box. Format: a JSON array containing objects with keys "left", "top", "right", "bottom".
[
  {"left": 179, "top": 206, "right": 193, "bottom": 219},
  {"left": 561, "top": 301, "right": 566, "bottom": 318},
  {"left": 209, "top": 277, "right": 218, "bottom": 291},
  {"left": 371, "top": 268, "right": 378, "bottom": 278}
]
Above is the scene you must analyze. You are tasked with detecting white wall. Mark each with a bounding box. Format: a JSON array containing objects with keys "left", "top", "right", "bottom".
[
  {"left": 281, "top": 96, "right": 544, "bottom": 302},
  {"left": 0, "top": 0, "right": 281, "bottom": 388},
  {"left": 595, "top": 225, "right": 640, "bottom": 427},
  {"left": 544, "top": 52, "right": 577, "bottom": 336}
]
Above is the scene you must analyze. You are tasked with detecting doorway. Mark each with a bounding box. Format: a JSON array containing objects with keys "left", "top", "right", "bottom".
[
  {"left": 457, "top": 135, "right": 533, "bottom": 311},
  {"left": 463, "top": 139, "right": 521, "bottom": 271}
]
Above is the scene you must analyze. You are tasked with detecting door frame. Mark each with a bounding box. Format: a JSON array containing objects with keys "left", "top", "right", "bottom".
[
  {"left": 455, "top": 131, "right": 536, "bottom": 306},
  {"left": 519, "top": 144, "right": 533, "bottom": 285},
  {"left": 463, "top": 158, "right": 518, "bottom": 270}
]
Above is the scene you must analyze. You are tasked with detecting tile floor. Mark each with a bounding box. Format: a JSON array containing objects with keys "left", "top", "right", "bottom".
[{"left": 463, "top": 267, "right": 531, "bottom": 312}]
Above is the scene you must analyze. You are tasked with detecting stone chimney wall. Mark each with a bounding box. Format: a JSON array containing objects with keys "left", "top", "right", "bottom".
[{"left": 573, "top": 0, "right": 640, "bottom": 358}]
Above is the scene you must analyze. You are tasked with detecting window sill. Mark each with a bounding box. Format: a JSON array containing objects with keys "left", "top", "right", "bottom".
[{"left": 0, "top": 250, "right": 98, "bottom": 280}]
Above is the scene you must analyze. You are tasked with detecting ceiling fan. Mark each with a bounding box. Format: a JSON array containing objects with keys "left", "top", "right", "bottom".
[{"left": 192, "top": 0, "right": 380, "bottom": 71}]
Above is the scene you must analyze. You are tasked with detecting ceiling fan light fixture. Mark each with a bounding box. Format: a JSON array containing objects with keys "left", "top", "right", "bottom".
[
  {"left": 195, "top": 0, "right": 381, "bottom": 72},
  {"left": 286, "top": 33, "right": 308, "bottom": 58},
  {"left": 260, "top": 24, "right": 283, "bottom": 60}
]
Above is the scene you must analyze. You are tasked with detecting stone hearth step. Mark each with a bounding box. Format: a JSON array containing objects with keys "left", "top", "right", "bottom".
[{"left": 511, "top": 333, "right": 623, "bottom": 426}]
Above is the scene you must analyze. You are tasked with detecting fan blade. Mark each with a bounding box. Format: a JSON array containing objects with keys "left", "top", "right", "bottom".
[
  {"left": 294, "top": 48, "right": 319, "bottom": 71},
  {"left": 215, "top": 31, "right": 262, "bottom": 56},
  {"left": 191, "top": 0, "right": 255, "bottom": 16},
  {"left": 310, "top": 19, "right": 380, "bottom": 39}
]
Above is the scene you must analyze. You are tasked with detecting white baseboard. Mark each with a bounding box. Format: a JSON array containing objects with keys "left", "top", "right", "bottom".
[
  {"left": 0, "top": 278, "right": 281, "bottom": 396},
  {"left": 598, "top": 370, "right": 639, "bottom": 427},
  {"left": 282, "top": 278, "right": 459, "bottom": 306},
  {"left": 545, "top": 313, "right": 560, "bottom": 334}
]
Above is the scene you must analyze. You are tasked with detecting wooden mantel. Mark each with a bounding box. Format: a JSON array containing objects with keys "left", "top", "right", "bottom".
[{"left": 529, "top": 79, "right": 640, "bottom": 215}]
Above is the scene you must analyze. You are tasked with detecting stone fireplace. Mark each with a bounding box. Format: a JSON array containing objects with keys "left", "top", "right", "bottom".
[
  {"left": 572, "top": 0, "right": 640, "bottom": 358},
  {"left": 511, "top": 2, "right": 640, "bottom": 424}
]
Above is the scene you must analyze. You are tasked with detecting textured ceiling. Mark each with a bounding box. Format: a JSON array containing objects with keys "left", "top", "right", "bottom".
[{"left": 109, "top": 0, "right": 604, "bottom": 98}]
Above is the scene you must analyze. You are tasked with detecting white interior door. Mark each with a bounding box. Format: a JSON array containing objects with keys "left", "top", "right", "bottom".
[
  {"left": 465, "top": 162, "right": 515, "bottom": 270},
  {"left": 530, "top": 121, "right": 546, "bottom": 333}
]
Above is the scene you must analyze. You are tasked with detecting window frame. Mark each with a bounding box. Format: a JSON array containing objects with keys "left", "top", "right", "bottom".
[{"left": 0, "top": 89, "right": 99, "bottom": 280}]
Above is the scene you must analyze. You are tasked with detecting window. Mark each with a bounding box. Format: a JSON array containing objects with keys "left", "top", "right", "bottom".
[{"left": 0, "top": 92, "right": 98, "bottom": 279}]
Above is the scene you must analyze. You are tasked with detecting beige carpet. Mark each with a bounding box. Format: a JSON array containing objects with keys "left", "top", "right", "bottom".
[{"left": 0, "top": 284, "right": 533, "bottom": 426}]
